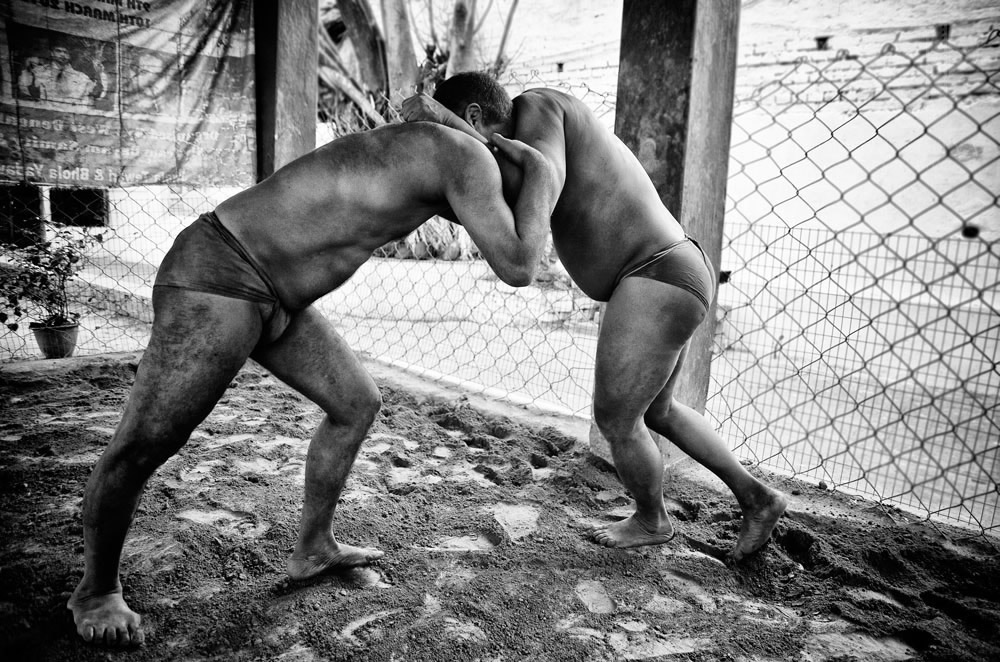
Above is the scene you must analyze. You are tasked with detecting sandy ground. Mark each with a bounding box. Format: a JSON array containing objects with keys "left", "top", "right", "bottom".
[{"left": 1, "top": 354, "right": 998, "bottom": 662}]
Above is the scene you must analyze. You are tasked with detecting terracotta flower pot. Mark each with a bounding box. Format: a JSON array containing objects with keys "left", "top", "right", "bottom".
[{"left": 29, "top": 322, "right": 80, "bottom": 359}]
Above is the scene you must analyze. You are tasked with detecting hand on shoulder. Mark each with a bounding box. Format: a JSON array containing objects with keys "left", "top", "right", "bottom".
[{"left": 401, "top": 93, "right": 448, "bottom": 124}]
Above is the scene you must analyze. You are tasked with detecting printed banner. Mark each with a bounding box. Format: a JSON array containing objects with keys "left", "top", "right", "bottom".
[{"left": 0, "top": 0, "right": 255, "bottom": 187}]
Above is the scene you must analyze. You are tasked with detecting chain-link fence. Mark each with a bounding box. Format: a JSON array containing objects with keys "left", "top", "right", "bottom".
[
  {"left": 2, "top": 28, "right": 997, "bottom": 539},
  {"left": 712, "top": 28, "right": 999, "bottom": 538}
]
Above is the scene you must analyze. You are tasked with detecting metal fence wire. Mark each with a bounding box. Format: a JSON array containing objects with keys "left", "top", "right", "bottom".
[
  {"left": 1, "top": 32, "right": 997, "bottom": 540},
  {"left": 714, "top": 32, "right": 999, "bottom": 538}
]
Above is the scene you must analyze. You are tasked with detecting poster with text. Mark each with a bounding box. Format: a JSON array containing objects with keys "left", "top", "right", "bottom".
[{"left": 0, "top": 0, "right": 255, "bottom": 187}]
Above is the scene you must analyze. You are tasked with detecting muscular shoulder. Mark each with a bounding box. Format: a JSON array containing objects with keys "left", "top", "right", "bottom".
[
  {"left": 514, "top": 89, "right": 570, "bottom": 117},
  {"left": 387, "top": 123, "right": 492, "bottom": 167},
  {"left": 316, "top": 123, "right": 491, "bottom": 179},
  {"left": 378, "top": 124, "right": 500, "bottom": 200},
  {"left": 514, "top": 88, "right": 605, "bottom": 150}
]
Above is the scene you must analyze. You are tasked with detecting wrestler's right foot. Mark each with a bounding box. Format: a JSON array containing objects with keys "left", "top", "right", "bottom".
[
  {"left": 287, "top": 542, "right": 385, "bottom": 581},
  {"left": 68, "top": 587, "right": 144, "bottom": 647}
]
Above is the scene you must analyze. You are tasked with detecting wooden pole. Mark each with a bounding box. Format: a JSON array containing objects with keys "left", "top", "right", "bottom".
[
  {"left": 615, "top": 0, "right": 740, "bottom": 413},
  {"left": 677, "top": 0, "right": 741, "bottom": 412},
  {"left": 591, "top": 0, "right": 741, "bottom": 466},
  {"left": 254, "top": 0, "right": 318, "bottom": 181}
]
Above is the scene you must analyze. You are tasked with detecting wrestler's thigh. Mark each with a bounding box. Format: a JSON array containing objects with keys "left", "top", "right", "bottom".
[
  {"left": 251, "top": 306, "right": 380, "bottom": 422},
  {"left": 119, "top": 288, "right": 264, "bottom": 443},
  {"left": 594, "top": 277, "right": 706, "bottom": 420}
]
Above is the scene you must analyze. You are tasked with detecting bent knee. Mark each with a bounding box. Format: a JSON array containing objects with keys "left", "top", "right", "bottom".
[
  {"left": 593, "top": 400, "right": 641, "bottom": 441},
  {"left": 103, "top": 427, "right": 188, "bottom": 477},
  {"left": 324, "top": 378, "right": 382, "bottom": 430},
  {"left": 357, "top": 383, "right": 383, "bottom": 427},
  {"left": 643, "top": 397, "right": 679, "bottom": 433}
]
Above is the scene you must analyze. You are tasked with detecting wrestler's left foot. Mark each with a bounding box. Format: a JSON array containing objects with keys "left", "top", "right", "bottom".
[
  {"left": 287, "top": 542, "right": 385, "bottom": 581},
  {"left": 589, "top": 513, "right": 675, "bottom": 549},
  {"left": 727, "top": 486, "right": 788, "bottom": 563}
]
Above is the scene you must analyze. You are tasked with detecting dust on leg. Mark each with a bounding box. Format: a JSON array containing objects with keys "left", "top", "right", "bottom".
[
  {"left": 646, "top": 395, "right": 790, "bottom": 563},
  {"left": 283, "top": 414, "right": 386, "bottom": 581},
  {"left": 67, "top": 289, "right": 264, "bottom": 647},
  {"left": 588, "top": 277, "right": 706, "bottom": 551},
  {"left": 251, "top": 308, "right": 387, "bottom": 583}
]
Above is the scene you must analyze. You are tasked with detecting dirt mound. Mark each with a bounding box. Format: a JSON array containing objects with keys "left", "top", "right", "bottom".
[{"left": 1, "top": 357, "right": 997, "bottom": 661}]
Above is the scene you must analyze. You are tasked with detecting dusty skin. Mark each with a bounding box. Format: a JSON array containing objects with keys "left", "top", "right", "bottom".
[
  {"left": 66, "top": 588, "right": 143, "bottom": 647},
  {"left": 64, "top": 122, "right": 555, "bottom": 648},
  {"left": 2, "top": 357, "right": 999, "bottom": 661},
  {"left": 589, "top": 513, "right": 677, "bottom": 549},
  {"left": 728, "top": 486, "right": 790, "bottom": 562},
  {"left": 286, "top": 543, "right": 385, "bottom": 581},
  {"left": 589, "top": 482, "right": 788, "bottom": 554},
  {"left": 403, "top": 77, "right": 790, "bottom": 558}
]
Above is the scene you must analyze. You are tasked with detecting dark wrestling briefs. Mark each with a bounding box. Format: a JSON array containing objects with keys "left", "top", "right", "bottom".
[
  {"left": 614, "top": 237, "right": 717, "bottom": 311},
  {"left": 153, "top": 211, "right": 292, "bottom": 343}
]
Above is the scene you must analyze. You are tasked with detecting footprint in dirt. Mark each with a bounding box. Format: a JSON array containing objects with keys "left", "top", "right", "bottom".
[
  {"left": 123, "top": 534, "right": 184, "bottom": 575},
  {"left": 575, "top": 579, "right": 615, "bottom": 614},
  {"left": 659, "top": 568, "right": 718, "bottom": 612},
  {"left": 417, "top": 594, "right": 491, "bottom": 644},
  {"left": 557, "top": 613, "right": 715, "bottom": 658},
  {"left": 254, "top": 435, "right": 304, "bottom": 453},
  {"left": 386, "top": 465, "right": 443, "bottom": 495},
  {"left": 338, "top": 609, "right": 404, "bottom": 647},
  {"left": 415, "top": 530, "right": 502, "bottom": 553},
  {"left": 490, "top": 503, "right": 539, "bottom": 542},
  {"left": 337, "top": 566, "right": 392, "bottom": 589},
  {"left": 202, "top": 433, "right": 255, "bottom": 450},
  {"left": 176, "top": 507, "right": 270, "bottom": 538}
]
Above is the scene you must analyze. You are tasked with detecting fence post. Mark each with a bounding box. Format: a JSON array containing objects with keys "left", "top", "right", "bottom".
[
  {"left": 254, "top": 0, "right": 318, "bottom": 181},
  {"left": 590, "top": 0, "right": 740, "bottom": 466}
]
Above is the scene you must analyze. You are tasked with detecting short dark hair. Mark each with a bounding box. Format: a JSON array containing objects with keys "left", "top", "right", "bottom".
[{"left": 433, "top": 72, "right": 512, "bottom": 126}]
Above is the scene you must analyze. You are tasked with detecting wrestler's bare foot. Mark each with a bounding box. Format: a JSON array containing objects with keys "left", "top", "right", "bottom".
[
  {"left": 589, "top": 513, "right": 675, "bottom": 549},
  {"left": 67, "top": 588, "right": 144, "bottom": 647},
  {"left": 728, "top": 486, "right": 789, "bottom": 563},
  {"left": 287, "top": 542, "right": 385, "bottom": 581}
]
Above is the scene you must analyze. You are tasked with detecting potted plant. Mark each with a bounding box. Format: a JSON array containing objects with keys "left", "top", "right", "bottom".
[{"left": 1, "top": 226, "right": 102, "bottom": 358}]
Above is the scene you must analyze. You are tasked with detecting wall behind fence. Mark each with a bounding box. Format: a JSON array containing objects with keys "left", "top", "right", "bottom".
[{"left": 2, "top": 25, "right": 997, "bottom": 539}]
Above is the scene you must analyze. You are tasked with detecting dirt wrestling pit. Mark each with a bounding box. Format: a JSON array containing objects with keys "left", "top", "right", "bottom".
[{"left": 1, "top": 354, "right": 998, "bottom": 661}]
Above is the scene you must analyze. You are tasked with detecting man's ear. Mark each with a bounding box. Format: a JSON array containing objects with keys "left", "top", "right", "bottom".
[{"left": 463, "top": 103, "right": 484, "bottom": 128}]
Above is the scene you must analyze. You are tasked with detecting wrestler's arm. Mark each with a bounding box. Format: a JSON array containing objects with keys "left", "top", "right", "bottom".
[{"left": 443, "top": 135, "right": 554, "bottom": 286}]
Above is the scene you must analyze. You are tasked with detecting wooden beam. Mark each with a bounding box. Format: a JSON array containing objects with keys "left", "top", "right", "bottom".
[
  {"left": 590, "top": 1, "right": 740, "bottom": 467},
  {"left": 677, "top": 0, "right": 741, "bottom": 412},
  {"left": 614, "top": 0, "right": 696, "bottom": 215},
  {"left": 254, "top": 0, "right": 318, "bottom": 181},
  {"left": 614, "top": 0, "right": 741, "bottom": 413}
]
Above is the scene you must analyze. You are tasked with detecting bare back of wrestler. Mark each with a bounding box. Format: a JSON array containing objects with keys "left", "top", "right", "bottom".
[{"left": 217, "top": 123, "right": 551, "bottom": 308}]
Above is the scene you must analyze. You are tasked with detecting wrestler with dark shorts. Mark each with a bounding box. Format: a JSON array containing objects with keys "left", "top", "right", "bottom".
[
  {"left": 68, "top": 123, "right": 556, "bottom": 647},
  {"left": 403, "top": 74, "right": 787, "bottom": 558}
]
